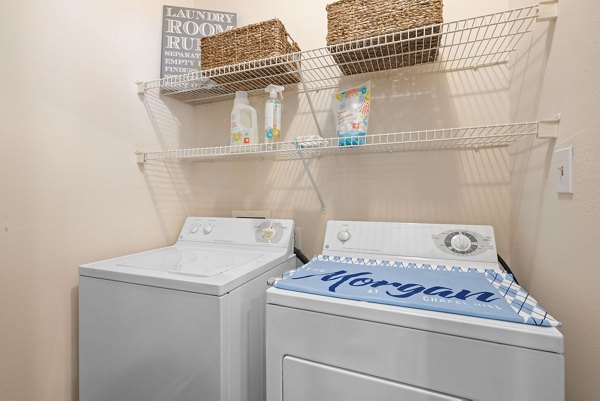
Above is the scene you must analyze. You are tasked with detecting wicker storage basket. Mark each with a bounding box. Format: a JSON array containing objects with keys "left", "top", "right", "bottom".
[
  {"left": 200, "top": 19, "right": 301, "bottom": 92},
  {"left": 326, "top": 0, "right": 443, "bottom": 75}
]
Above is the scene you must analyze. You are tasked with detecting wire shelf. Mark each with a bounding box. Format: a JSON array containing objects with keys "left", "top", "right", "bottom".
[
  {"left": 141, "top": 5, "right": 539, "bottom": 105},
  {"left": 139, "top": 122, "right": 540, "bottom": 163}
]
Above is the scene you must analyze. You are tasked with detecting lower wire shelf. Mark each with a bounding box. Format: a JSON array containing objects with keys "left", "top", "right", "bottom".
[{"left": 137, "top": 122, "right": 554, "bottom": 163}]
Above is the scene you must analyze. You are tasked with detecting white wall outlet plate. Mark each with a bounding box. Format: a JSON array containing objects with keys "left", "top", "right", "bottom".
[{"left": 554, "top": 147, "right": 573, "bottom": 194}]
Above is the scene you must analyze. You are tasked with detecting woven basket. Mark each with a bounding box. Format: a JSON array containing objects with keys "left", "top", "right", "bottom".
[
  {"left": 200, "top": 19, "right": 301, "bottom": 92},
  {"left": 326, "top": 0, "right": 443, "bottom": 75}
]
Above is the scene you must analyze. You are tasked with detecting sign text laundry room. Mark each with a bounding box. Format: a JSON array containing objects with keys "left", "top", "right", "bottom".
[{"left": 161, "top": 5, "right": 237, "bottom": 78}]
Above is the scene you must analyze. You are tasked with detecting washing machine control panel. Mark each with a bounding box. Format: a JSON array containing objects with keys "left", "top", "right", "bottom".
[
  {"left": 188, "top": 222, "right": 212, "bottom": 235},
  {"left": 178, "top": 217, "right": 294, "bottom": 249},
  {"left": 324, "top": 221, "right": 497, "bottom": 264}
]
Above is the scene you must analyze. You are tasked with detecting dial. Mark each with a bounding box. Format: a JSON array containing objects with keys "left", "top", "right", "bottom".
[
  {"left": 337, "top": 231, "right": 351, "bottom": 242},
  {"left": 435, "top": 229, "right": 486, "bottom": 257},
  {"left": 202, "top": 225, "right": 213, "bottom": 235},
  {"left": 255, "top": 221, "right": 284, "bottom": 243},
  {"left": 444, "top": 231, "right": 478, "bottom": 255},
  {"left": 262, "top": 226, "right": 276, "bottom": 240},
  {"left": 189, "top": 223, "right": 200, "bottom": 234},
  {"left": 451, "top": 233, "right": 472, "bottom": 252}
]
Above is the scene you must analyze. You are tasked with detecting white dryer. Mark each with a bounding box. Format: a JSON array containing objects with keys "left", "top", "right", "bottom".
[
  {"left": 266, "top": 220, "right": 564, "bottom": 401},
  {"left": 79, "top": 217, "right": 295, "bottom": 401}
]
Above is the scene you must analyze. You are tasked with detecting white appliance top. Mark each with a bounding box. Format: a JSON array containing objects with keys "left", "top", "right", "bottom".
[
  {"left": 267, "top": 220, "right": 563, "bottom": 354},
  {"left": 80, "top": 217, "right": 294, "bottom": 295},
  {"left": 323, "top": 220, "right": 499, "bottom": 271}
]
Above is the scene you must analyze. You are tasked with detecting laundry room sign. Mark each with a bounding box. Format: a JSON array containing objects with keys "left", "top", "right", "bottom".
[{"left": 161, "top": 5, "right": 237, "bottom": 78}]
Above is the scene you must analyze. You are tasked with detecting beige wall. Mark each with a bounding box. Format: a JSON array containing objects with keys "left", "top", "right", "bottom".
[
  {"left": 186, "top": 0, "right": 513, "bottom": 256},
  {"left": 508, "top": 0, "right": 600, "bottom": 399},
  {"left": 0, "top": 1, "right": 197, "bottom": 400},
  {"left": 2, "top": 0, "right": 597, "bottom": 400}
]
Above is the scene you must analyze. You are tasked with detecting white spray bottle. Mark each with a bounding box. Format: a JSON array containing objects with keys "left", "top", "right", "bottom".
[{"left": 264, "top": 85, "right": 284, "bottom": 144}]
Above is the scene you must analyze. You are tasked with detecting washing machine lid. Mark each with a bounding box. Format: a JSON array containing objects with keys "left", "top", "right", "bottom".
[
  {"left": 116, "top": 247, "right": 262, "bottom": 277},
  {"left": 80, "top": 245, "right": 290, "bottom": 296}
]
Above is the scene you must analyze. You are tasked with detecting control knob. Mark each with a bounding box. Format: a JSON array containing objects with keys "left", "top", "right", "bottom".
[
  {"left": 451, "top": 233, "right": 472, "bottom": 252},
  {"left": 337, "top": 231, "right": 351, "bottom": 242},
  {"left": 202, "top": 225, "right": 213, "bottom": 235},
  {"left": 262, "top": 226, "right": 277, "bottom": 241}
]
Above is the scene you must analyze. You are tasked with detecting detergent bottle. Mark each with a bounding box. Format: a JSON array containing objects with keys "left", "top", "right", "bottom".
[
  {"left": 264, "top": 85, "right": 284, "bottom": 144},
  {"left": 230, "top": 91, "right": 258, "bottom": 150}
]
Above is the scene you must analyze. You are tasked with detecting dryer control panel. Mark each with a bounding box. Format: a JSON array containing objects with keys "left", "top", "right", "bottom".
[
  {"left": 178, "top": 217, "right": 294, "bottom": 251},
  {"left": 433, "top": 229, "right": 492, "bottom": 257},
  {"left": 323, "top": 220, "right": 497, "bottom": 265}
]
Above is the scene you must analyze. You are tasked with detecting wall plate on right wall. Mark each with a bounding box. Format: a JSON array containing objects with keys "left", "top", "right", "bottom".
[{"left": 554, "top": 147, "right": 573, "bottom": 194}]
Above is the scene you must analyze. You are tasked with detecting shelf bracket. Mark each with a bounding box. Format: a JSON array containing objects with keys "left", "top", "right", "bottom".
[
  {"left": 296, "top": 145, "right": 326, "bottom": 213},
  {"left": 538, "top": 0, "right": 558, "bottom": 22},
  {"left": 135, "top": 151, "right": 146, "bottom": 164},
  {"left": 295, "top": 58, "right": 327, "bottom": 212},
  {"left": 136, "top": 81, "right": 146, "bottom": 95},
  {"left": 295, "top": 60, "right": 324, "bottom": 138},
  {"left": 537, "top": 118, "right": 560, "bottom": 138}
]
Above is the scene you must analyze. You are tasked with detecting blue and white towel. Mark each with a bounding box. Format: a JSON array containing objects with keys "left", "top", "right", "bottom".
[{"left": 273, "top": 254, "right": 561, "bottom": 327}]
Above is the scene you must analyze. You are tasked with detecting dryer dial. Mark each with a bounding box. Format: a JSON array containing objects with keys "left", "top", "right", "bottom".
[
  {"left": 451, "top": 233, "right": 472, "bottom": 252},
  {"left": 337, "top": 231, "right": 351, "bottom": 243},
  {"left": 435, "top": 230, "right": 485, "bottom": 257}
]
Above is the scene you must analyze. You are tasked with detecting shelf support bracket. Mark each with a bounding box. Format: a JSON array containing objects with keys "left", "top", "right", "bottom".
[
  {"left": 295, "top": 58, "right": 327, "bottom": 212},
  {"left": 295, "top": 60, "right": 324, "bottom": 138},
  {"left": 135, "top": 151, "right": 146, "bottom": 164},
  {"left": 538, "top": 118, "right": 560, "bottom": 138},
  {"left": 136, "top": 81, "right": 146, "bottom": 95},
  {"left": 538, "top": 0, "right": 558, "bottom": 22},
  {"left": 296, "top": 145, "right": 326, "bottom": 213}
]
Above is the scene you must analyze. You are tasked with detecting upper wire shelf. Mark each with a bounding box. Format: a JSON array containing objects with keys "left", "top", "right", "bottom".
[
  {"left": 137, "top": 122, "right": 553, "bottom": 163},
  {"left": 140, "top": 5, "right": 541, "bottom": 105}
]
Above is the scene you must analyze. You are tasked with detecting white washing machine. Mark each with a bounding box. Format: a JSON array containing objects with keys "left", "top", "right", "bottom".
[
  {"left": 266, "top": 220, "right": 564, "bottom": 401},
  {"left": 79, "top": 217, "right": 295, "bottom": 401}
]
